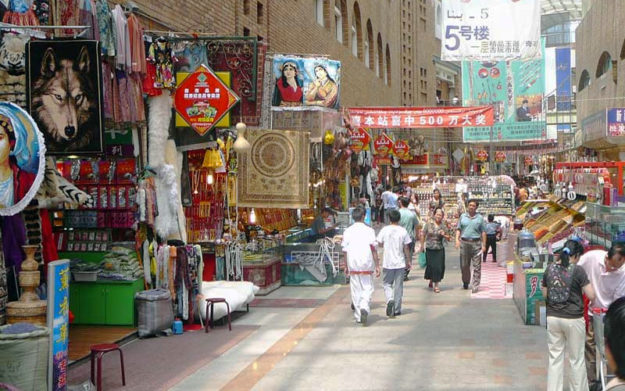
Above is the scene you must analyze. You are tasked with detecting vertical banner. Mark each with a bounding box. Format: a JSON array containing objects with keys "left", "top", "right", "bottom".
[
  {"left": 442, "top": 0, "right": 541, "bottom": 61},
  {"left": 555, "top": 47, "right": 572, "bottom": 112},
  {"left": 48, "top": 259, "right": 70, "bottom": 391},
  {"left": 462, "top": 39, "right": 547, "bottom": 142},
  {"left": 607, "top": 108, "right": 625, "bottom": 137}
]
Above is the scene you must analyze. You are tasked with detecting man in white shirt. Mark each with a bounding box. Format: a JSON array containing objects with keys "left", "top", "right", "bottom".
[
  {"left": 381, "top": 185, "right": 398, "bottom": 224},
  {"left": 376, "top": 209, "right": 412, "bottom": 318},
  {"left": 342, "top": 207, "right": 380, "bottom": 326},
  {"left": 578, "top": 244, "right": 625, "bottom": 386}
]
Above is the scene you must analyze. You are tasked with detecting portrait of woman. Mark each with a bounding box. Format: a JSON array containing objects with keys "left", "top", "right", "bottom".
[
  {"left": 305, "top": 64, "right": 339, "bottom": 108},
  {"left": 0, "top": 102, "right": 45, "bottom": 215},
  {"left": 272, "top": 61, "right": 304, "bottom": 107}
]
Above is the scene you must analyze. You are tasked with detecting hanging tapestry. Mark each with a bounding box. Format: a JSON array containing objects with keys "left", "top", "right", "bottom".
[
  {"left": 0, "top": 32, "right": 29, "bottom": 108},
  {"left": 26, "top": 39, "right": 103, "bottom": 154},
  {"left": 237, "top": 129, "right": 309, "bottom": 208}
]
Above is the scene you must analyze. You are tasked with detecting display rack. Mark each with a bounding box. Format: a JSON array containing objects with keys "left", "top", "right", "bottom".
[
  {"left": 584, "top": 202, "right": 625, "bottom": 248},
  {"left": 554, "top": 161, "right": 625, "bottom": 197},
  {"left": 518, "top": 198, "right": 586, "bottom": 246}
]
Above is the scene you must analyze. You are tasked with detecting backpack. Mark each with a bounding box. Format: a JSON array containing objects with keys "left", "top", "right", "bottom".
[{"left": 545, "top": 263, "right": 576, "bottom": 304}]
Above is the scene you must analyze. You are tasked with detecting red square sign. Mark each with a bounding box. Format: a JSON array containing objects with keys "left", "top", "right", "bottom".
[{"left": 174, "top": 65, "right": 240, "bottom": 136}]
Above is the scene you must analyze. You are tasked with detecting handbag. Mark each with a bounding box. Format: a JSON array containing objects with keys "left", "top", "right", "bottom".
[{"left": 418, "top": 252, "right": 427, "bottom": 269}]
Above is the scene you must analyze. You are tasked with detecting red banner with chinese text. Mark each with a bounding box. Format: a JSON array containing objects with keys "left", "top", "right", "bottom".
[{"left": 347, "top": 106, "right": 494, "bottom": 128}]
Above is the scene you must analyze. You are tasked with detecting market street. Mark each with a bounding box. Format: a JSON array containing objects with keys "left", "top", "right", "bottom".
[{"left": 166, "top": 244, "right": 550, "bottom": 391}]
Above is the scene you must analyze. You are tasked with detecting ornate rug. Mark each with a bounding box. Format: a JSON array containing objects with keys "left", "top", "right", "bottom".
[{"left": 238, "top": 129, "right": 309, "bottom": 208}]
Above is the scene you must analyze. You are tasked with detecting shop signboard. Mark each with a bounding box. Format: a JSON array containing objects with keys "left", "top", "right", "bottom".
[
  {"left": 581, "top": 109, "right": 607, "bottom": 142},
  {"left": 47, "top": 259, "right": 70, "bottom": 391},
  {"left": 400, "top": 153, "right": 447, "bottom": 168},
  {"left": 174, "top": 65, "right": 240, "bottom": 136},
  {"left": 441, "top": 0, "right": 541, "bottom": 61},
  {"left": 349, "top": 127, "right": 371, "bottom": 153},
  {"left": 462, "top": 39, "right": 546, "bottom": 142},
  {"left": 373, "top": 133, "right": 394, "bottom": 165},
  {"left": 393, "top": 139, "right": 410, "bottom": 160},
  {"left": 495, "top": 151, "right": 506, "bottom": 163},
  {"left": 476, "top": 150, "right": 488, "bottom": 162},
  {"left": 347, "top": 106, "right": 494, "bottom": 129},
  {"left": 271, "top": 55, "right": 341, "bottom": 109},
  {"left": 607, "top": 108, "right": 625, "bottom": 137}
]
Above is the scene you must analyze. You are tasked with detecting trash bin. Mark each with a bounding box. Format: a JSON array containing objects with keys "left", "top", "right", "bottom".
[
  {"left": 0, "top": 323, "right": 49, "bottom": 391},
  {"left": 135, "top": 289, "right": 173, "bottom": 338}
]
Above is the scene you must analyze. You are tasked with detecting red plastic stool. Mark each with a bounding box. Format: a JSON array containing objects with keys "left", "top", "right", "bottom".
[
  {"left": 90, "top": 343, "right": 126, "bottom": 391},
  {"left": 205, "top": 298, "right": 232, "bottom": 333}
]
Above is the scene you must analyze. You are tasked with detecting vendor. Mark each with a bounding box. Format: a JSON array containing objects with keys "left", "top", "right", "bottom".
[{"left": 311, "top": 207, "right": 337, "bottom": 240}]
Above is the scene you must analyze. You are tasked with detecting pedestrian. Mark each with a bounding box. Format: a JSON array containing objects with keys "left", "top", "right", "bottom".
[
  {"left": 455, "top": 199, "right": 487, "bottom": 293},
  {"left": 577, "top": 244, "right": 625, "bottom": 389},
  {"left": 376, "top": 209, "right": 412, "bottom": 318},
  {"left": 408, "top": 193, "right": 420, "bottom": 218},
  {"left": 342, "top": 207, "right": 380, "bottom": 326},
  {"left": 542, "top": 239, "right": 595, "bottom": 391},
  {"left": 428, "top": 188, "right": 444, "bottom": 217},
  {"left": 398, "top": 197, "right": 420, "bottom": 281},
  {"left": 381, "top": 185, "right": 398, "bottom": 224},
  {"left": 483, "top": 214, "right": 501, "bottom": 263},
  {"left": 421, "top": 207, "right": 451, "bottom": 293},
  {"left": 604, "top": 297, "right": 625, "bottom": 391}
]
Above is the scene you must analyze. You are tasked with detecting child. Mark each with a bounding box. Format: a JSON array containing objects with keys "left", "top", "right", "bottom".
[{"left": 376, "top": 209, "right": 412, "bottom": 317}]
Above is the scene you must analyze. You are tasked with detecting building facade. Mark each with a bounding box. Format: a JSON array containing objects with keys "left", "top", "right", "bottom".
[{"left": 575, "top": 0, "right": 625, "bottom": 160}]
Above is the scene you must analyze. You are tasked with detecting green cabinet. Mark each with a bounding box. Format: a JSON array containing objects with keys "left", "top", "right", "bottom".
[{"left": 69, "top": 279, "right": 144, "bottom": 325}]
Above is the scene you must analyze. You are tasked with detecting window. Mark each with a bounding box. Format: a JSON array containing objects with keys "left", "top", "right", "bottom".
[
  {"left": 366, "top": 19, "right": 373, "bottom": 69},
  {"left": 596, "top": 51, "right": 612, "bottom": 78},
  {"left": 578, "top": 70, "right": 590, "bottom": 91},
  {"left": 334, "top": 0, "right": 342, "bottom": 43},
  {"left": 375, "top": 46, "right": 380, "bottom": 77},
  {"left": 244, "top": 0, "right": 250, "bottom": 15},
  {"left": 352, "top": 2, "right": 362, "bottom": 59},
  {"left": 316, "top": 0, "right": 324, "bottom": 26},
  {"left": 257, "top": 2, "right": 264, "bottom": 24},
  {"left": 243, "top": 27, "right": 250, "bottom": 36},
  {"left": 364, "top": 40, "right": 370, "bottom": 67},
  {"left": 386, "top": 44, "right": 391, "bottom": 86},
  {"left": 435, "top": 2, "right": 442, "bottom": 39},
  {"left": 377, "top": 33, "right": 383, "bottom": 79}
]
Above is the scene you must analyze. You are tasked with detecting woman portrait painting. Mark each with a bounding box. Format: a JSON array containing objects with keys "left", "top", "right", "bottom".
[
  {"left": 272, "top": 61, "right": 304, "bottom": 107},
  {"left": 0, "top": 102, "right": 45, "bottom": 215},
  {"left": 305, "top": 64, "right": 339, "bottom": 109}
]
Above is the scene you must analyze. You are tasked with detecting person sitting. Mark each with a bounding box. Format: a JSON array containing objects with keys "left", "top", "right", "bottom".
[
  {"left": 605, "top": 297, "right": 625, "bottom": 390},
  {"left": 311, "top": 207, "right": 336, "bottom": 240}
]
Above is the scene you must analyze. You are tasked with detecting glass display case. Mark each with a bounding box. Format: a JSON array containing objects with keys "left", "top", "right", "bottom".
[{"left": 585, "top": 202, "right": 625, "bottom": 248}]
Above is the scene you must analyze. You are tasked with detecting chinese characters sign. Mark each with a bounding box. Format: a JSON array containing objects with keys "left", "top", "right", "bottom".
[
  {"left": 462, "top": 38, "right": 546, "bottom": 142},
  {"left": 174, "top": 65, "right": 240, "bottom": 136},
  {"left": 347, "top": 106, "right": 494, "bottom": 129},
  {"left": 607, "top": 108, "right": 625, "bottom": 137},
  {"left": 47, "top": 259, "right": 70, "bottom": 391},
  {"left": 442, "top": 0, "right": 541, "bottom": 61}
]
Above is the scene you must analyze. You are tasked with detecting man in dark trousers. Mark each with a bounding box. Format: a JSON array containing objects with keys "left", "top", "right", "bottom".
[{"left": 455, "top": 199, "right": 487, "bottom": 293}]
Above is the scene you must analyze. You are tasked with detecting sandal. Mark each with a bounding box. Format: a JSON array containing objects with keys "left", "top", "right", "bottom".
[{"left": 434, "top": 287, "right": 441, "bottom": 293}]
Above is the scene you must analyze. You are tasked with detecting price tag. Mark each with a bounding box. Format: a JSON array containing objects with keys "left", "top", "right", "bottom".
[{"left": 567, "top": 191, "right": 576, "bottom": 201}]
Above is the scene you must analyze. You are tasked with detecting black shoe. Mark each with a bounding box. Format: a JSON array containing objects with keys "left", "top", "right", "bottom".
[
  {"left": 351, "top": 303, "right": 355, "bottom": 311},
  {"left": 386, "top": 300, "right": 395, "bottom": 317},
  {"left": 463, "top": 283, "right": 469, "bottom": 290},
  {"left": 589, "top": 381, "right": 602, "bottom": 391},
  {"left": 360, "top": 309, "right": 368, "bottom": 326},
  {"left": 394, "top": 311, "right": 401, "bottom": 316}
]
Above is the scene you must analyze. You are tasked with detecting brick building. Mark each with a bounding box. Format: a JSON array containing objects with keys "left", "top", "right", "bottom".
[{"left": 112, "top": 0, "right": 451, "bottom": 109}]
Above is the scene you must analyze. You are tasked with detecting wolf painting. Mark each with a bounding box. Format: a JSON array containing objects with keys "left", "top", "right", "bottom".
[{"left": 27, "top": 40, "right": 102, "bottom": 154}]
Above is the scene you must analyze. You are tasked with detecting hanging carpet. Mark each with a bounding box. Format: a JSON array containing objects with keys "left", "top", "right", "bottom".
[{"left": 237, "top": 129, "right": 309, "bottom": 209}]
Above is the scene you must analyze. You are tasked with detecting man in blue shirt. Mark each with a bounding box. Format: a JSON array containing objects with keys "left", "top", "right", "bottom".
[
  {"left": 483, "top": 214, "right": 501, "bottom": 263},
  {"left": 455, "top": 199, "right": 487, "bottom": 293},
  {"left": 381, "top": 185, "right": 398, "bottom": 224}
]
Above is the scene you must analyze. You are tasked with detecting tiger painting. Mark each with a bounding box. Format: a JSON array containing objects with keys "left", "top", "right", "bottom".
[{"left": 0, "top": 33, "right": 29, "bottom": 108}]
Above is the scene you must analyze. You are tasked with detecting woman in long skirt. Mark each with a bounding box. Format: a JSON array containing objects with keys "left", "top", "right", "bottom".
[{"left": 421, "top": 207, "right": 451, "bottom": 293}]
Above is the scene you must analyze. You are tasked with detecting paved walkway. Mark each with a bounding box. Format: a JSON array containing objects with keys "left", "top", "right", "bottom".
[{"left": 172, "top": 244, "right": 549, "bottom": 391}]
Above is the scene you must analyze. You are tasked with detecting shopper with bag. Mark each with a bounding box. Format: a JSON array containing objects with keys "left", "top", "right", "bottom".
[
  {"left": 421, "top": 207, "right": 450, "bottom": 293},
  {"left": 541, "top": 239, "right": 595, "bottom": 391}
]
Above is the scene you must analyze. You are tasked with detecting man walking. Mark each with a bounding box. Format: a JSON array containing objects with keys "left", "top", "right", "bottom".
[
  {"left": 342, "top": 207, "right": 380, "bottom": 326},
  {"left": 377, "top": 209, "right": 412, "bottom": 317},
  {"left": 381, "top": 185, "right": 398, "bottom": 224},
  {"left": 577, "top": 244, "right": 625, "bottom": 389},
  {"left": 399, "top": 196, "right": 420, "bottom": 281},
  {"left": 483, "top": 214, "right": 501, "bottom": 263},
  {"left": 455, "top": 199, "right": 487, "bottom": 293}
]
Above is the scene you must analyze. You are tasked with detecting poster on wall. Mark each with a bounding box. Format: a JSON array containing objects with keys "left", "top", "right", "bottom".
[
  {"left": 462, "top": 39, "right": 546, "bottom": 142},
  {"left": 271, "top": 55, "right": 341, "bottom": 109},
  {"left": 0, "top": 102, "right": 46, "bottom": 216},
  {"left": 442, "top": 0, "right": 541, "bottom": 61},
  {"left": 26, "top": 40, "right": 103, "bottom": 154}
]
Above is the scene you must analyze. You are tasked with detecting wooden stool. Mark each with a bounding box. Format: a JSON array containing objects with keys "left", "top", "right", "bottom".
[
  {"left": 204, "top": 298, "right": 232, "bottom": 333},
  {"left": 90, "top": 343, "right": 126, "bottom": 391}
]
